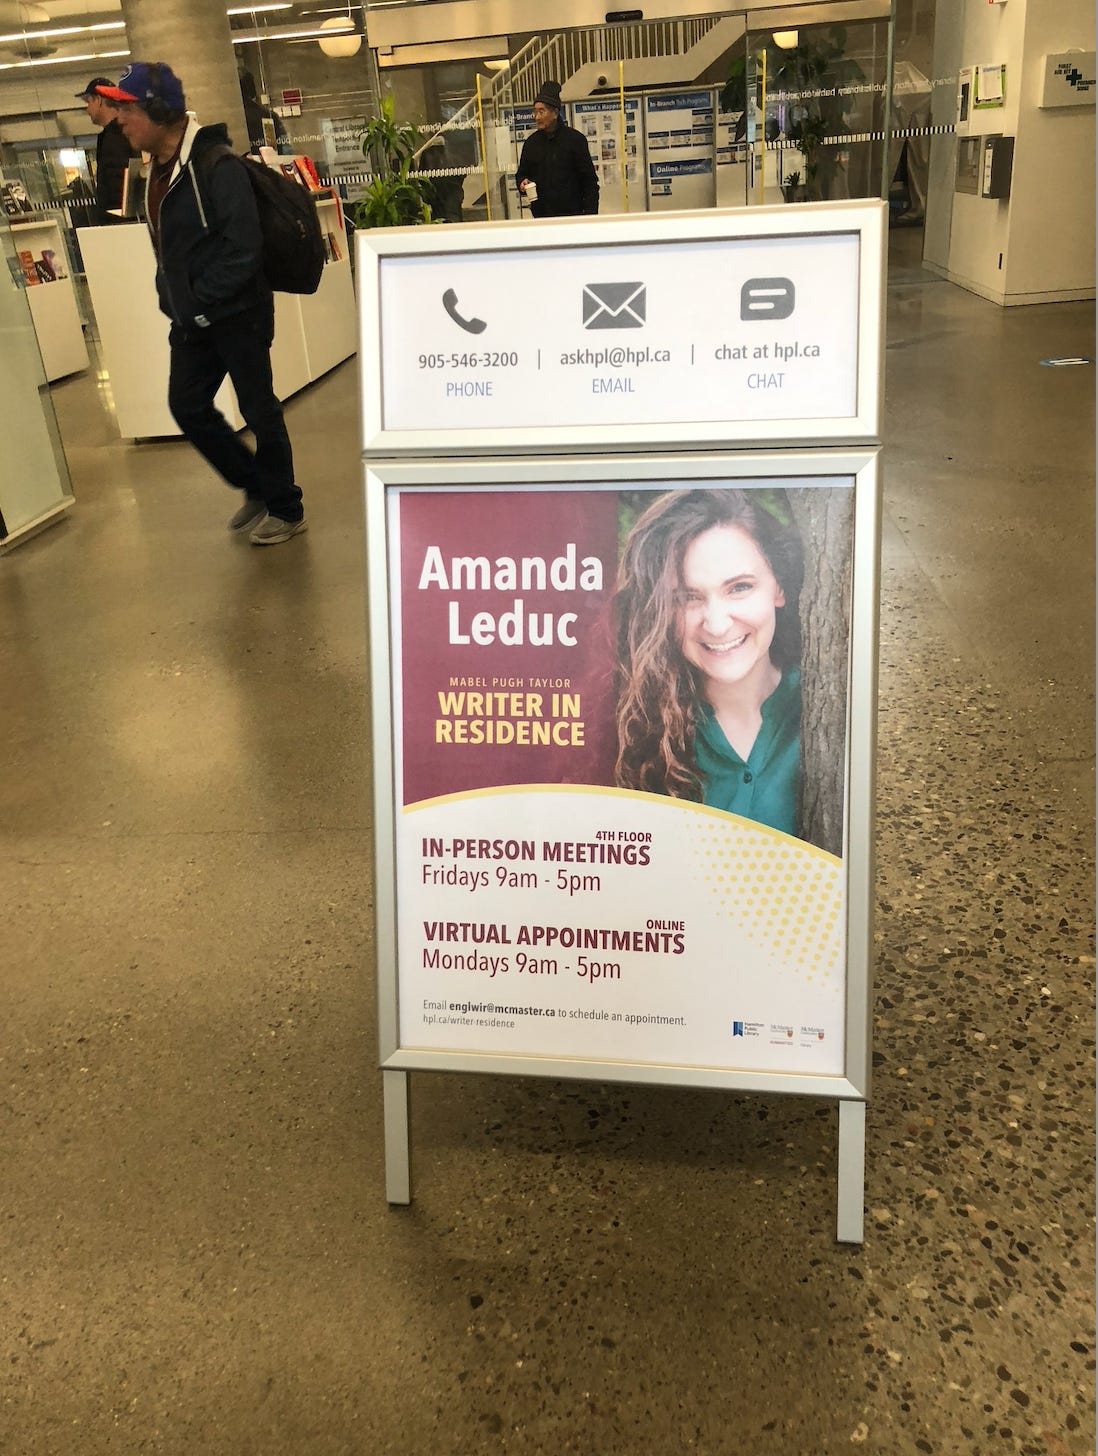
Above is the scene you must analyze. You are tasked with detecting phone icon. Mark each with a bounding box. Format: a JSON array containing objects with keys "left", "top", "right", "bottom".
[{"left": 442, "top": 288, "right": 487, "bottom": 335}]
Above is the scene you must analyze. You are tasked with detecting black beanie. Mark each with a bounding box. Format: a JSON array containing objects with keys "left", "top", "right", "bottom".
[{"left": 534, "top": 79, "right": 562, "bottom": 110}]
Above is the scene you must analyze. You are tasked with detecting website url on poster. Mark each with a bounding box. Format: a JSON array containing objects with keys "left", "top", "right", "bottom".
[
  {"left": 423, "top": 999, "right": 685, "bottom": 1029},
  {"left": 448, "top": 1000, "right": 556, "bottom": 1017}
]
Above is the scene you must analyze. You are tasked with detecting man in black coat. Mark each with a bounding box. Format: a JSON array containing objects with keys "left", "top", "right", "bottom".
[
  {"left": 101, "top": 61, "right": 305, "bottom": 545},
  {"left": 516, "top": 80, "right": 599, "bottom": 218},
  {"left": 76, "top": 77, "right": 135, "bottom": 224}
]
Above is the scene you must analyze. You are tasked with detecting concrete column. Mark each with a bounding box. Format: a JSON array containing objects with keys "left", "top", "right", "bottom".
[{"left": 119, "top": 0, "right": 249, "bottom": 155}]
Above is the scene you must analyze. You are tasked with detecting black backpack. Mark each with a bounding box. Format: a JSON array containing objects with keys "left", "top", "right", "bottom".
[{"left": 204, "top": 146, "right": 326, "bottom": 295}]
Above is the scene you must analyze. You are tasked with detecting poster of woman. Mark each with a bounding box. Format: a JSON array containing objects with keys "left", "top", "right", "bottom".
[{"left": 387, "top": 471, "right": 857, "bottom": 1077}]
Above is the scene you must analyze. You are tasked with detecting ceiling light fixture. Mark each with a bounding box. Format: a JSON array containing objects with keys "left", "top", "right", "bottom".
[
  {"left": 772, "top": 30, "right": 799, "bottom": 49},
  {"left": 226, "top": 4, "right": 293, "bottom": 13},
  {"left": 0, "top": 20, "right": 124, "bottom": 44},
  {"left": 317, "top": 10, "right": 361, "bottom": 58},
  {"left": 232, "top": 20, "right": 353, "bottom": 44},
  {"left": 0, "top": 48, "right": 129, "bottom": 72}
]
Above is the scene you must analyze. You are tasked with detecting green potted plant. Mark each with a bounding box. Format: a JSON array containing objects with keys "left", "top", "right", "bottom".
[
  {"left": 355, "top": 95, "right": 437, "bottom": 228},
  {"left": 769, "top": 27, "right": 864, "bottom": 201},
  {"left": 781, "top": 169, "right": 805, "bottom": 204},
  {"left": 722, "top": 26, "right": 865, "bottom": 203}
]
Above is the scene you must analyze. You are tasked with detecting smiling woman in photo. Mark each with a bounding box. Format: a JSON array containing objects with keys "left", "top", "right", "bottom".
[{"left": 614, "top": 487, "right": 805, "bottom": 838}]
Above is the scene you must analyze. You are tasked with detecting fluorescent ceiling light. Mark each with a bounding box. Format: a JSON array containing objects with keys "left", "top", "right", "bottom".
[
  {"left": 226, "top": 4, "right": 293, "bottom": 13},
  {"left": 232, "top": 20, "right": 353, "bottom": 43},
  {"left": 0, "top": 21, "right": 124, "bottom": 43},
  {"left": 0, "top": 48, "right": 130, "bottom": 72}
]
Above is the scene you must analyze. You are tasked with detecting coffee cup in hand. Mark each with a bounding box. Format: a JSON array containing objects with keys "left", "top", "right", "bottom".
[{"left": 525, "top": 181, "right": 538, "bottom": 203}]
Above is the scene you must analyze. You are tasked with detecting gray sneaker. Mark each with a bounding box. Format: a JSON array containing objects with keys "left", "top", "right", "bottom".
[
  {"left": 250, "top": 514, "right": 308, "bottom": 545},
  {"left": 228, "top": 496, "right": 266, "bottom": 533}
]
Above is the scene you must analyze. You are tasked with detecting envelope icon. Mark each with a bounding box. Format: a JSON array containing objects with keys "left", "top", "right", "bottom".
[{"left": 583, "top": 281, "right": 646, "bottom": 329}]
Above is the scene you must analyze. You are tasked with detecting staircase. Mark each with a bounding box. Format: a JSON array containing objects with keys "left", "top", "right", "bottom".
[
  {"left": 507, "top": 18, "right": 725, "bottom": 103},
  {"left": 431, "top": 16, "right": 736, "bottom": 145},
  {"left": 427, "top": 16, "right": 743, "bottom": 215}
]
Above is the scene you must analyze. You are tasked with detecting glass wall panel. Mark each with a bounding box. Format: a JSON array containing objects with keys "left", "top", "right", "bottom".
[
  {"left": 0, "top": 201, "right": 73, "bottom": 546},
  {"left": 359, "top": 0, "right": 895, "bottom": 217},
  {"left": 749, "top": 15, "right": 893, "bottom": 207},
  {"left": 0, "top": 2, "right": 918, "bottom": 235}
]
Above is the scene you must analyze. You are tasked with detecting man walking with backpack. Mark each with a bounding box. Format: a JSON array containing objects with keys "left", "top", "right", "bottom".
[{"left": 100, "top": 61, "right": 306, "bottom": 544}]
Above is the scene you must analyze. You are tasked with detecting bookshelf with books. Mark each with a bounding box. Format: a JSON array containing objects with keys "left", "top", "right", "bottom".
[
  {"left": 299, "top": 191, "right": 356, "bottom": 380},
  {"left": 9, "top": 217, "right": 89, "bottom": 382}
]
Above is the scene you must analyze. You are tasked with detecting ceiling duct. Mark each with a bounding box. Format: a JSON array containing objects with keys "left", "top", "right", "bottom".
[
  {"left": 0, "top": 38, "right": 57, "bottom": 58},
  {"left": 0, "top": 3, "right": 50, "bottom": 24}
]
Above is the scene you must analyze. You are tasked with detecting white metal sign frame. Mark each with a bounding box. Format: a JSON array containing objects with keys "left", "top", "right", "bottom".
[
  {"left": 367, "top": 448, "right": 880, "bottom": 1242},
  {"left": 357, "top": 200, "right": 885, "bottom": 456}
]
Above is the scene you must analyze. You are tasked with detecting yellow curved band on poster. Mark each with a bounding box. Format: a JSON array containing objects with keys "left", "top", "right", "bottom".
[{"left": 403, "top": 783, "right": 841, "bottom": 867}]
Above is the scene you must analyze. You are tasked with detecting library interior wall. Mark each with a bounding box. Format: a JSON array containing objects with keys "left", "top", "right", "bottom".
[
  {"left": 947, "top": 0, "right": 1026, "bottom": 302},
  {"left": 925, "top": 0, "right": 1095, "bottom": 305},
  {"left": 1006, "top": 0, "right": 1096, "bottom": 301}
]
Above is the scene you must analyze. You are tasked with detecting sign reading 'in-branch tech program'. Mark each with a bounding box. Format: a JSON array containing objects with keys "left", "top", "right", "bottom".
[{"left": 389, "top": 477, "right": 854, "bottom": 1077}]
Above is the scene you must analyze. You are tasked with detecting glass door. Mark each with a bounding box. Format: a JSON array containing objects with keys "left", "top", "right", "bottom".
[{"left": 744, "top": 9, "right": 894, "bottom": 207}]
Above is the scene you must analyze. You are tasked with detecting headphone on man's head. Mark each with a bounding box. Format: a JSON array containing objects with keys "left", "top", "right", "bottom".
[{"left": 142, "top": 62, "right": 178, "bottom": 125}]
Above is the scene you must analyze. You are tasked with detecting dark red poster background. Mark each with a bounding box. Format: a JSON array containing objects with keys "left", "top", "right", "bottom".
[{"left": 396, "top": 489, "right": 620, "bottom": 805}]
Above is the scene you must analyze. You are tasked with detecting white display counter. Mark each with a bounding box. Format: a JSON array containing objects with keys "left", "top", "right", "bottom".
[
  {"left": 79, "top": 194, "right": 355, "bottom": 440},
  {"left": 10, "top": 217, "right": 89, "bottom": 382}
]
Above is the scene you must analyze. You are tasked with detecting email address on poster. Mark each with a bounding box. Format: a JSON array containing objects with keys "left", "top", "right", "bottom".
[{"left": 559, "top": 345, "right": 672, "bottom": 368}]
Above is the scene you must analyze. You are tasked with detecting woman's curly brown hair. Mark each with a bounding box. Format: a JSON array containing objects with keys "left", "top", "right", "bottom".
[{"left": 614, "top": 488, "right": 803, "bottom": 799}]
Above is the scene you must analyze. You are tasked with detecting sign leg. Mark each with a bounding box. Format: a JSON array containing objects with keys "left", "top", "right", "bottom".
[
  {"left": 383, "top": 1068, "right": 412, "bottom": 1205},
  {"left": 836, "top": 1099, "right": 866, "bottom": 1244}
]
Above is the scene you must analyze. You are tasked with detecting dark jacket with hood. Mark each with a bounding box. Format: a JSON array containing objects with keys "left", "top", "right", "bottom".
[
  {"left": 516, "top": 117, "right": 599, "bottom": 218},
  {"left": 149, "top": 116, "right": 269, "bottom": 329}
]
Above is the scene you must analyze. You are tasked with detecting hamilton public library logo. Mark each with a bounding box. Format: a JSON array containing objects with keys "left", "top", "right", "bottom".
[{"left": 732, "top": 1019, "right": 825, "bottom": 1041}]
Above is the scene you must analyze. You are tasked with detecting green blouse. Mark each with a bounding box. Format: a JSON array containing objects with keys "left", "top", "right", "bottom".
[{"left": 693, "top": 668, "right": 801, "bottom": 837}]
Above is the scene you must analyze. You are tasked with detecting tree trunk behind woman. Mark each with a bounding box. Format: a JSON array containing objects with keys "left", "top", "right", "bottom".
[{"left": 789, "top": 489, "right": 854, "bottom": 857}]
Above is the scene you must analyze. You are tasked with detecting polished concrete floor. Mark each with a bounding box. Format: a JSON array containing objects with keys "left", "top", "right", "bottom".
[{"left": 1, "top": 229, "right": 1094, "bottom": 1455}]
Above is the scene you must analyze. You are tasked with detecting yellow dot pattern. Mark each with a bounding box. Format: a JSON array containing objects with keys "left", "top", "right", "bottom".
[{"left": 692, "top": 819, "right": 844, "bottom": 984}]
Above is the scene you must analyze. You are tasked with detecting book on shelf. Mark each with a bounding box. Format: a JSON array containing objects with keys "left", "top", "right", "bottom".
[
  {"left": 120, "top": 159, "right": 146, "bottom": 219},
  {"left": 41, "top": 248, "right": 66, "bottom": 280},
  {"left": 295, "top": 155, "right": 322, "bottom": 190},
  {"left": 280, "top": 162, "right": 305, "bottom": 185},
  {"left": 33, "top": 259, "right": 53, "bottom": 283},
  {"left": 326, "top": 230, "right": 342, "bottom": 262},
  {"left": 2, "top": 180, "right": 33, "bottom": 216},
  {"left": 17, "top": 249, "right": 40, "bottom": 284}
]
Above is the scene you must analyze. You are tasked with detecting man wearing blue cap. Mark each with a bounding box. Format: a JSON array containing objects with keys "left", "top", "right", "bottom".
[{"left": 100, "top": 61, "right": 306, "bottom": 545}]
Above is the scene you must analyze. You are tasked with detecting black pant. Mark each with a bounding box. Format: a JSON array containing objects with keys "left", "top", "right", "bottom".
[{"left": 168, "top": 303, "right": 303, "bottom": 523}]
